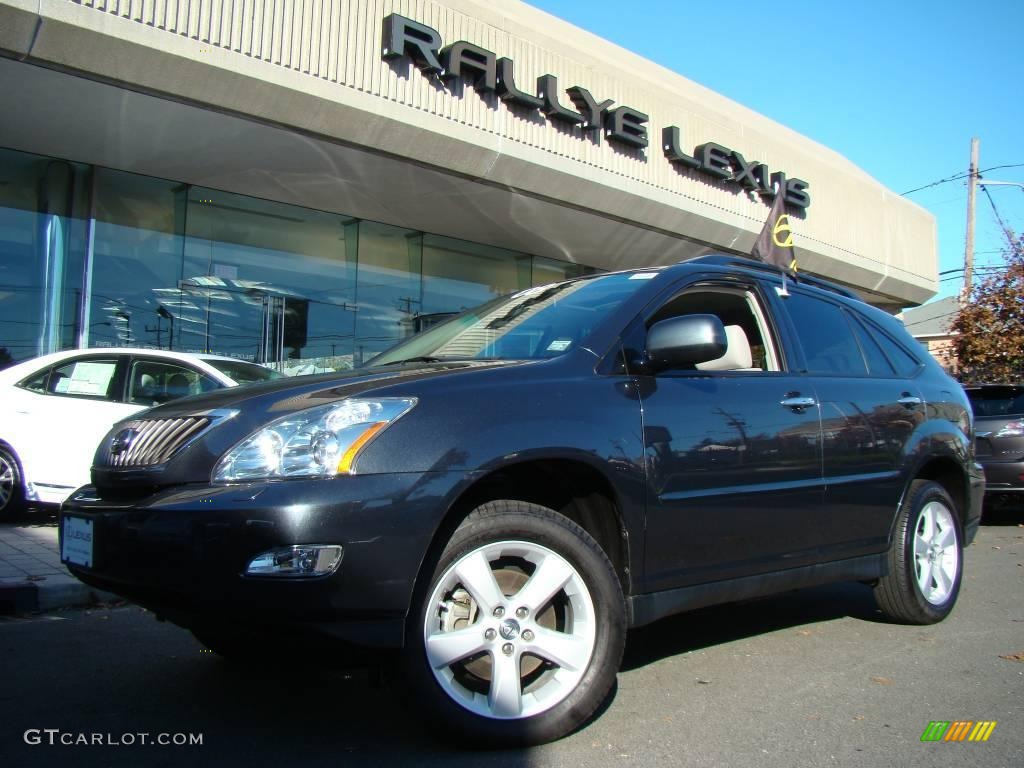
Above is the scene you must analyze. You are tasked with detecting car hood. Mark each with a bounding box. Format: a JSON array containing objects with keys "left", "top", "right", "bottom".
[
  {"left": 88, "top": 359, "right": 534, "bottom": 495},
  {"left": 132, "top": 359, "right": 527, "bottom": 421}
]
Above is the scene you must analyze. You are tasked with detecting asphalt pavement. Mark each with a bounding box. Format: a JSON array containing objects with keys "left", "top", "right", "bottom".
[{"left": 0, "top": 508, "right": 1021, "bottom": 768}]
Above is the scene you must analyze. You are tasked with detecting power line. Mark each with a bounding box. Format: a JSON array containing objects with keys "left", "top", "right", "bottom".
[
  {"left": 981, "top": 185, "right": 1017, "bottom": 248},
  {"left": 900, "top": 163, "right": 1024, "bottom": 196}
]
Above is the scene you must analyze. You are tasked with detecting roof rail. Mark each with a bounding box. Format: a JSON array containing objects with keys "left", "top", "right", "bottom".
[{"left": 683, "top": 254, "right": 860, "bottom": 300}]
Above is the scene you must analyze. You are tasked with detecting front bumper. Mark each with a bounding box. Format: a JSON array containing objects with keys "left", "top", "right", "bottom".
[{"left": 60, "top": 471, "right": 472, "bottom": 648}]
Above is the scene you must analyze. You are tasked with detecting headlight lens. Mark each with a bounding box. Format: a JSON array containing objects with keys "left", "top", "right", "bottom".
[{"left": 213, "top": 398, "right": 416, "bottom": 482}]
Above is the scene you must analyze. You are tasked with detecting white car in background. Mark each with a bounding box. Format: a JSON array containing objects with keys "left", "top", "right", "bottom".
[{"left": 0, "top": 348, "right": 282, "bottom": 517}]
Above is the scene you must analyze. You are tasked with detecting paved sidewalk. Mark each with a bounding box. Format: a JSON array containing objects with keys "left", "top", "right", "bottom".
[{"left": 0, "top": 512, "right": 114, "bottom": 614}]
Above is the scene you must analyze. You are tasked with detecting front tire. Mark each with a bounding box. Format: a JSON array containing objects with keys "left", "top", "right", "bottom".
[
  {"left": 0, "top": 446, "right": 26, "bottom": 519},
  {"left": 406, "top": 501, "right": 625, "bottom": 746},
  {"left": 874, "top": 480, "right": 963, "bottom": 624}
]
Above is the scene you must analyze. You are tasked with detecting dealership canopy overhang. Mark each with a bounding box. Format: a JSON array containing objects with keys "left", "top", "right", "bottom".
[{"left": 0, "top": 0, "right": 937, "bottom": 308}]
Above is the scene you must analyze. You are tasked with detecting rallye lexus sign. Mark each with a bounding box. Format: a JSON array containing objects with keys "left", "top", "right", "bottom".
[{"left": 383, "top": 14, "right": 811, "bottom": 210}]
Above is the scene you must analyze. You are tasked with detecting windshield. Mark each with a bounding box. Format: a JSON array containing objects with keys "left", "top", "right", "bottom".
[
  {"left": 205, "top": 358, "right": 285, "bottom": 385},
  {"left": 365, "top": 272, "right": 657, "bottom": 367},
  {"left": 966, "top": 386, "right": 1024, "bottom": 418}
]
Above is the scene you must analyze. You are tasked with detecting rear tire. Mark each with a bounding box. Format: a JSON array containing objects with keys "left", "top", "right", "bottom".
[
  {"left": 0, "top": 446, "right": 26, "bottom": 519},
  {"left": 874, "top": 480, "right": 963, "bottom": 624},
  {"left": 405, "top": 500, "right": 625, "bottom": 747}
]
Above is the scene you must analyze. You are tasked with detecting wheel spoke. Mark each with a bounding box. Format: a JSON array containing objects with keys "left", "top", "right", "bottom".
[
  {"left": 513, "top": 553, "right": 574, "bottom": 614},
  {"left": 0, "top": 459, "right": 15, "bottom": 507},
  {"left": 425, "top": 626, "right": 489, "bottom": 669},
  {"left": 932, "top": 562, "right": 951, "bottom": 597},
  {"left": 937, "top": 552, "right": 954, "bottom": 589},
  {"left": 527, "top": 626, "right": 591, "bottom": 672},
  {"left": 916, "top": 557, "right": 934, "bottom": 596},
  {"left": 934, "top": 523, "right": 956, "bottom": 550},
  {"left": 917, "top": 507, "right": 935, "bottom": 542},
  {"left": 913, "top": 531, "right": 931, "bottom": 559},
  {"left": 454, "top": 551, "right": 505, "bottom": 614},
  {"left": 488, "top": 651, "right": 522, "bottom": 718}
]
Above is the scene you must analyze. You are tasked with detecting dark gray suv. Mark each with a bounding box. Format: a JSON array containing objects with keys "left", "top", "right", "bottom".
[
  {"left": 965, "top": 384, "right": 1024, "bottom": 507},
  {"left": 61, "top": 256, "right": 984, "bottom": 745}
]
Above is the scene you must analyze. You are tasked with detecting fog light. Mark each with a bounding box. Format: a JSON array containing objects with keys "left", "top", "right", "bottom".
[{"left": 245, "top": 545, "right": 343, "bottom": 578}]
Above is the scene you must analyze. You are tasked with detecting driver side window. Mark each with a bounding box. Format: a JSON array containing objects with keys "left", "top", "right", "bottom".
[{"left": 644, "top": 285, "right": 780, "bottom": 373}]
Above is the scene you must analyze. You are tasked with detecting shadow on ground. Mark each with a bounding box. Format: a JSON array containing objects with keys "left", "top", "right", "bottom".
[
  {"left": 622, "top": 580, "right": 881, "bottom": 671},
  {"left": 3, "top": 503, "right": 58, "bottom": 526},
  {"left": 982, "top": 498, "right": 1024, "bottom": 526}
]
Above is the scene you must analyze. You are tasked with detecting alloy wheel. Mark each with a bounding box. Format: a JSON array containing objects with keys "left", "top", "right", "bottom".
[
  {"left": 423, "top": 540, "right": 596, "bottom": 720},
  {"left": 0, "top": 452, "right": 15, "bottom": 510},
  {"left": 912, "top": 500, "right": 959, "bottom": 606}
]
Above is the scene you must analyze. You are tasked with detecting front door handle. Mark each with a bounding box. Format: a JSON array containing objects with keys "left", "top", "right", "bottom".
[
  {"left": 781, "top": 395, "right": 817, "bottom": 411},
  {"left": 897, "top": 394, "right": 922, "bottom": 408}
]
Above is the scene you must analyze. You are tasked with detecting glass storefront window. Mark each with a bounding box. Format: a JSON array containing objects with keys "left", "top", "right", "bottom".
[
  {"left": 0, "top": 147, "right": 599, "bottom": 372},
  {"left": 421, "top": 235, "right": 529, "bottom": 316},
  {"left": 89, "top": 169, "right": 184, "bottom": 352},
  {"left": 0, "top": 148, "right": 89, "bottom": 367},
  {"left": 181, "top": 186, "right": 356, "bottom": 373},
  {"left": 532, "top": 255, "right": 592, "bottom": 286},
  {"left": 354, "top": 221, "right": 424, "bottom": 366}
]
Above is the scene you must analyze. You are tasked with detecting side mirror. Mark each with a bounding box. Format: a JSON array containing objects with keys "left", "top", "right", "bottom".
[{"left": 645, "top": 314, "right": 727, "bottom": 373}]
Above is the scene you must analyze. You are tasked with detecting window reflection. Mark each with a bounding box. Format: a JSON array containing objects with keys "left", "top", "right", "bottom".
[
  {"left": 0, "top": 149, "right": 89, "bottom": 366},
  {"left": 89, "top": 170, "right": 183, "bottom": 352},
  {"left": 0, "top": 146, "right": 599, "bottom": 372},
  {"left": 181, "top": 186, "right": 356, "bottom": 373},
  {"left": 422, "top": 235, "right": 529, "bottom": 315},
  {"left": 354, "top": 222, "right": 422, "bottom": 366}
]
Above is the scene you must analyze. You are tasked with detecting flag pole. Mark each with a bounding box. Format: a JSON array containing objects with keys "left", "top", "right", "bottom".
[{"left": 751, "top": 180, "right": 796, "bottom": 294}]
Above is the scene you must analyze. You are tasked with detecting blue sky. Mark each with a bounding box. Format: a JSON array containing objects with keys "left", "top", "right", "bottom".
[{"left": 530, "top": 0, "right": 1024, "bottom": 304}]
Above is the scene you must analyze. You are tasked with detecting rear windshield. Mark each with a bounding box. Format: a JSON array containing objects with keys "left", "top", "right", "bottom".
[
  {"left": 205, "top": 359, "right": 284, "bottom": 385},
  {"left": 966, "top": 386, "right": 1024, "bottom": 417}
]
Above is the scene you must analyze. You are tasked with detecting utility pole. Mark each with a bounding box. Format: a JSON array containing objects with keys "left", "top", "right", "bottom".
[{"left": 962, "top": 137, "right": 979, "bottom": 304}]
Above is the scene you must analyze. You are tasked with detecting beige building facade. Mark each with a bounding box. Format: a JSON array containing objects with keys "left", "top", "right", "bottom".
[{"left": 0, "top": 0, "right": 937, "bottom": 368}]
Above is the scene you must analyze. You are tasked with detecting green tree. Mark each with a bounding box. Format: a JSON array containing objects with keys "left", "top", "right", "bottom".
[{"left": 950, "top": 235, "right": 1024, "bottom": 382}]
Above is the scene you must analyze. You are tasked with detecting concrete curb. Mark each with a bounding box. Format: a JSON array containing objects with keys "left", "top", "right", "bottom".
[{"left": 0, "top": 573, "right": 116, "bottom": 615}]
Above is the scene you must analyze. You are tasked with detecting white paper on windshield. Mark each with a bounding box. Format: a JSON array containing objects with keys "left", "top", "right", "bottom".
[{"left": 629, "top": 273, "right": 658, "bottom": 280}]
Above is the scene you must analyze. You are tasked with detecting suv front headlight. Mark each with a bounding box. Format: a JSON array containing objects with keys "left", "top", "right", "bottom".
[{"left": 213, "top": 398, "right": 416, "bottom": 482}]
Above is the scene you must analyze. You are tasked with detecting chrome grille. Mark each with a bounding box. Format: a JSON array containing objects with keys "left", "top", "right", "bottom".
[{"left": 103, "top": 416, "right": 210, "bottom": 467}]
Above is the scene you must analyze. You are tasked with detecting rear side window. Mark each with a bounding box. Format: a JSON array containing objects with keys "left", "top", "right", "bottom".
[
  {"left": 128, "top": 360, "right": 218, "bottom": 406},
  {"left": 23, "top": 358, "right": 121, "bottom": 400},
  {"left": 847, "top": 313, "right": 896, "bottom": 377},
  {"left": 20, "top": 369, "right": 51, "bottom": 393},
  {"left": 784, "top": 292, "right": 867, "bottom": 375},
  {"left": 864, "top": 321, "right": 921, "bottom": 377}
]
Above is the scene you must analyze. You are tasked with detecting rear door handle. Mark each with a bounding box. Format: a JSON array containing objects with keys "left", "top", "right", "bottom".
[
  {"left": 781, "top": 395, "right": 817, "bottom": 411},
  {"left": 897, "top": 394, "right": 922, "bottom": 408}
]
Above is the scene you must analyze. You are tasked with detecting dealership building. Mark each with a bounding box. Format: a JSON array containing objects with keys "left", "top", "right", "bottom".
[{"left": 0, "top": 0, "right": 937, "bottom": 370}]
